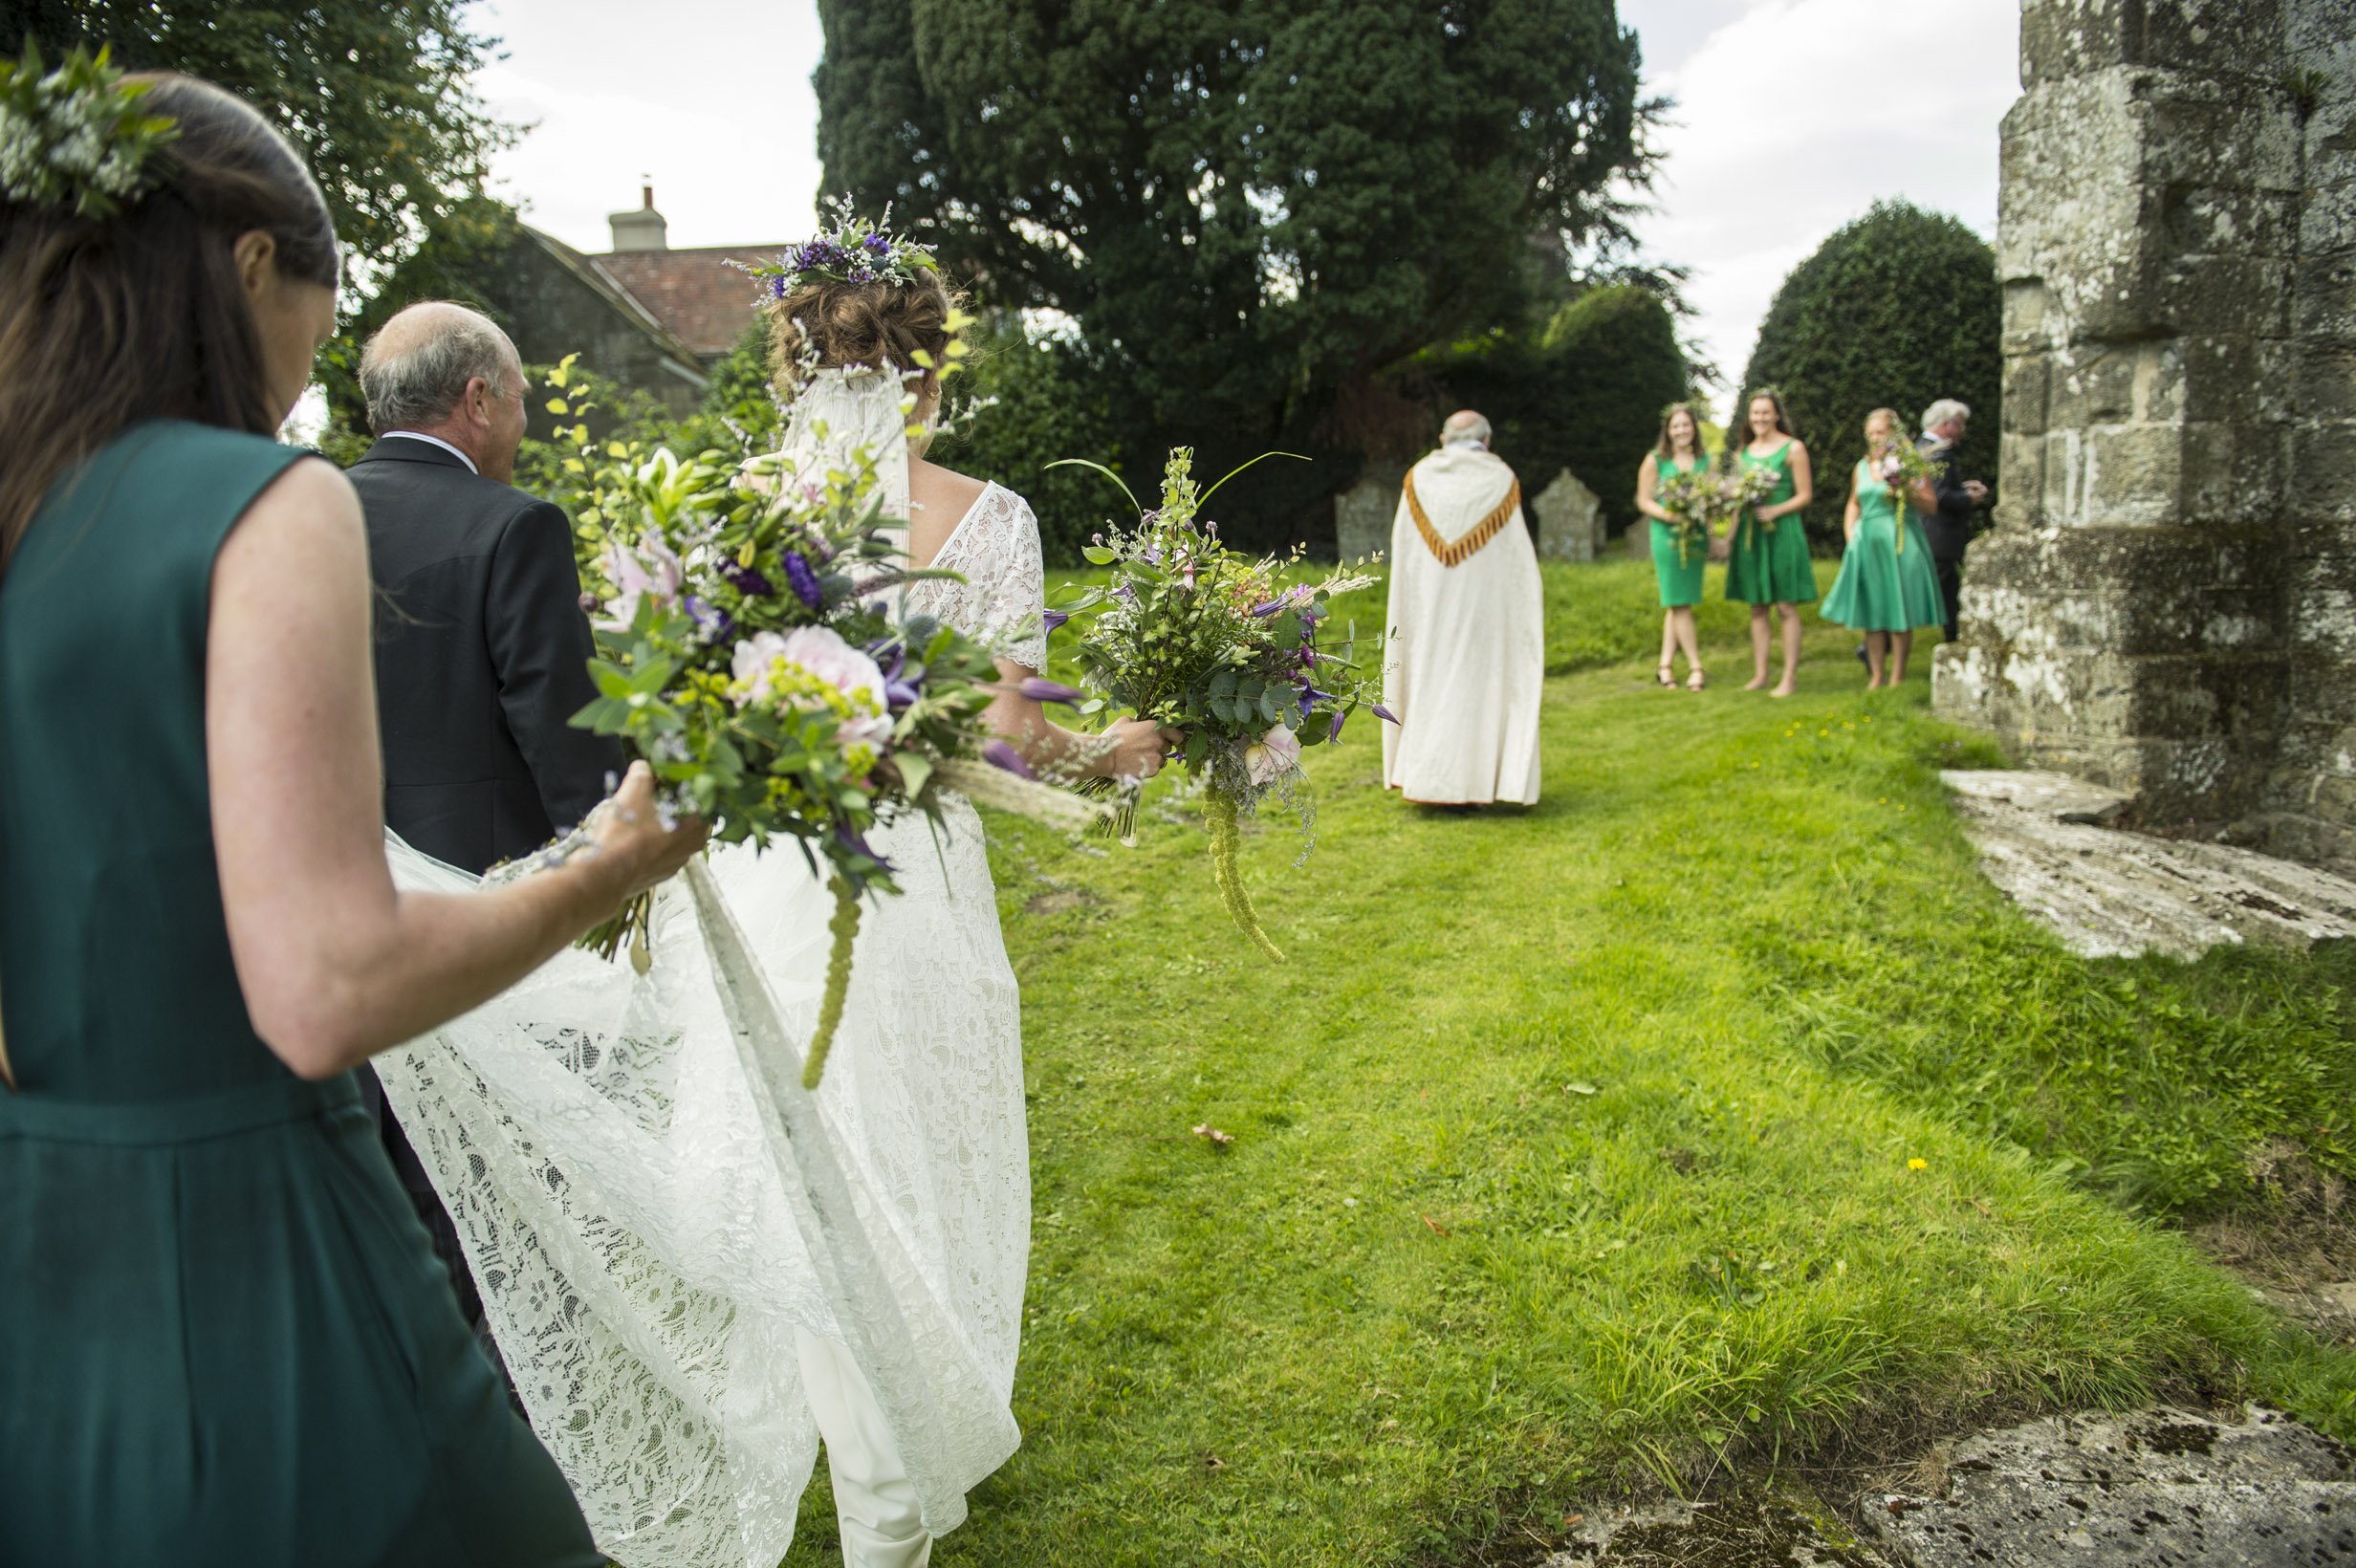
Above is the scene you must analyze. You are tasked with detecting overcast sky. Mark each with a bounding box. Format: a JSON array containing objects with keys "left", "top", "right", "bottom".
[{"left": 472, "top": 0, "right": 2018, "bottom": 421}]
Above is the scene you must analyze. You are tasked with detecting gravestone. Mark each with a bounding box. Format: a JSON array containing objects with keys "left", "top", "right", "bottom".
[
  {"left": 1332, "top": 464, "right": 1405, "bottom": 564},
  {"left": 1934, "top": 0, "right": 2356, "bottom": 875},
  {"left": 1529, "top": 468, "right": 1606, "bottom": 562}
]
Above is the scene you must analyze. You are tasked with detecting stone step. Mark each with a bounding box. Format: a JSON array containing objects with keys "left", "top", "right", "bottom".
[
  {"left": 1940, "top": 771, "right": 2356, "bottom": 960},
  {"left": 1865, "top": 1405, "right": 2356, "bottom": 1567}
]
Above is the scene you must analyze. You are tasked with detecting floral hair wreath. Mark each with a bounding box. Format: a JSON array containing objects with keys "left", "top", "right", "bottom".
[
  {"left": 735, "top": 194, "right": 941, "bottom": 301},
  {"left": 0, "top": 45, "right": 179, "bottom": 220}
]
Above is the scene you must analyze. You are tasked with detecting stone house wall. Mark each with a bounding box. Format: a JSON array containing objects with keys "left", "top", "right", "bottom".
[{"left": 1933, "top": 0, "right": 2356, "bottom": 872}]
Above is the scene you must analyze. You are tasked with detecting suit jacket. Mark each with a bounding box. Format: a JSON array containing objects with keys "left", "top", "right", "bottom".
[
  {"left": 350, "top": 436, "right": 622, "bottom": 875},
  {"left": 1916, "top": 433, "right": 1980, "bottom": 562}
]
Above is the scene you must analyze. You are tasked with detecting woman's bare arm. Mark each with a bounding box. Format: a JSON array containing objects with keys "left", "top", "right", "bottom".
[
  {"left": 984, "top": 658, "right": 1174, "bottom": 781},
  {"left": 1633, "top": 456, "right": 1669, "bottom": 523},
  {"left": 207, "top": 460, "right": 703, "bottom": 1079}
]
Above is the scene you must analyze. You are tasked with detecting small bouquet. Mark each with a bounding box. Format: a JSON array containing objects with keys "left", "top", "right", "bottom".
[
  {"left": 1872, "top": 441, "right": 1941, "bottom": 553},
  {"left": 1725, "top": 463, "right": 1785, "bottom": 539},
  {"left": 1048, "top": 448, "right": 1387, "bottom": 961},
  {"left": 511, "top": 364, "right": 1094, "bottom": 1086},
  {"left": 1653, "top": 468, "right": 1719, "bottom": 568}
]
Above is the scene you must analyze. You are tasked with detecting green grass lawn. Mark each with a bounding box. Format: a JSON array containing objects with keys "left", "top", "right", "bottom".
[{"left": 788, "top": 558, "right": 2356, "bottom": 1567}]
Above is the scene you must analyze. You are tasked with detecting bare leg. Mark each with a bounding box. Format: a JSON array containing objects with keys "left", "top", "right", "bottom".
[
  {"left": 1675, "top": 607, "right": 1705, "bottom": 687},
  {"left": 1658, "top": 611, "right": 1677, "bottom": 683},
  {"left": 1890, "top": 629, "right": 1913, "bottom": 684},
  {"left": 1770, "top": 603, "right": 1801, "bottom": 697},
  {"left": 1745, "top": 606, "right": 1772, "bottom": 689},
  {"left": 1864, "top": 630, "right": 1888, "bottom": 687}
]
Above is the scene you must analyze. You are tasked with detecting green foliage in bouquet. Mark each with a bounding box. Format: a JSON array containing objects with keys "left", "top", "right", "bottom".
[{"left": 1050, "top": 449, "right": 1387, "bottom": 961}]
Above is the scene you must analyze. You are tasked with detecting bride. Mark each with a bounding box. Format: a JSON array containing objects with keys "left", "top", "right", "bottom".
[{"left": 375, "top": 216, "right": 1173, "bottom": 1568}]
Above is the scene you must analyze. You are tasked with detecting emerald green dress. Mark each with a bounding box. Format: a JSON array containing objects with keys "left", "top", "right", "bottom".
[
  {"left": 1648, "top": 453, "right": 1709, "bottom": 607},
  {"left": 1820, "top": 458, "right": 1947, "bottom": 632},
  {"left": 0, "top": 422, "right": 601, "bottom": 1568},
  {"left": 1723, "top": 440, "right": 1818, "bottom": 605}
]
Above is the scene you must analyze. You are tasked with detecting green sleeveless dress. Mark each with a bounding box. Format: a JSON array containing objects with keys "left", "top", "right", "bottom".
[
  {"left": 1723, "top": 440, "right": 1818, "bottom": 605},
  {"left": 0, "top": 422, "right": 600, "bottom": 1568},
  {"left": 1648, "top": 453, "right": 1709, "bottom": 607},
  {"left": 1820, "top": 458, "right": 1947, "bottom": 632}
]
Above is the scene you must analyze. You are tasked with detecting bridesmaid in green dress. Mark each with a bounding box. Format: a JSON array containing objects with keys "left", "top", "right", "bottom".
[
  {"left": 1633, "top": 402, "right": 1712, "bottom": 689},
  {"left": 1821, "top": 407, "right": 1945, "bottom": 687},
  {"left": 0, "top": 66, "right": 705, "bottom": 1567},
  {"left": 1722, "top": 388, "right": 1817, "bottom": 698}
]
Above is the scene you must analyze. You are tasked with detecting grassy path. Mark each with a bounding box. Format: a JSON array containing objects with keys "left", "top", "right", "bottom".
[{"left": 789, "top": 560, "right": 2356, "bottom": 1566}]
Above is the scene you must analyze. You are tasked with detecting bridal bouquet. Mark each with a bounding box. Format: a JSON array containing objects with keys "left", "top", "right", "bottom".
[
  {"left": 520, "top": 367, "right": 1093, "bottom": 1085},
  {"left": 1049, "top": 448, "right": 1386, "bottom": 961},
  {"left": 1653, "top": 468, "right": 1720, "bottom": 568}
]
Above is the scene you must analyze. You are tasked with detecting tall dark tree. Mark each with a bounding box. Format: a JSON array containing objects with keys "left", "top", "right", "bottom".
[
  {"left": 8, "top": 0, "right": 514, "bottom": 281},
  {"left": 1738, "top": 201, "right": 2000, "bottom": 543},
  {"left": 818, "top": 0, "right": 1655, "bottom": 543}
]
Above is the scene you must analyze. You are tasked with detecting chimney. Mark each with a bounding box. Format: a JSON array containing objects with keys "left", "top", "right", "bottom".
[{"left": 608, "top": 176, "right": 667, "bottom": 252}]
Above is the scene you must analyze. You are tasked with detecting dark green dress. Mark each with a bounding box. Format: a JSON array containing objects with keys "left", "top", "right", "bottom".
[
  {"left": 1723, "top": 440, "right": 1819, "bottom": 605},
  {"left": 0, "top": 422, "right": 600, "bottom": 1568},
  {"left": 1648, "top": 453, "right": 1709, "bottom": 607}
]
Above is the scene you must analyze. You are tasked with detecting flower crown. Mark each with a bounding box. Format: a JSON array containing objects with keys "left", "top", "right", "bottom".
[
  {"left": 0, "top": 45, "right": 179, "bottom": 220},
  {"left": 737, "top": 195, "right": 939, "bottom": 301}
]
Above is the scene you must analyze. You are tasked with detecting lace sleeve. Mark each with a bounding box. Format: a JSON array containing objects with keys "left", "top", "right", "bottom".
[{"left": 920, "top": 485, "right": 1048, "bottom": 670}]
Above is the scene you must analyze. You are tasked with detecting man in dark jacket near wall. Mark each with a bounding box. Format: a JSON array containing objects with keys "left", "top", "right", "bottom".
[
  {"left": 346, "top": 300, "right": 622, "bottom": 1355},
  {"left": 1916, "top": 397, "right": 1991, "bottom": 642}
]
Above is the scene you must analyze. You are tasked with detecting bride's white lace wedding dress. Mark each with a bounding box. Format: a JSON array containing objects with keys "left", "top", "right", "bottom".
[{"left": 374, "top": 403, "right": 1047, "bottom": 1568}]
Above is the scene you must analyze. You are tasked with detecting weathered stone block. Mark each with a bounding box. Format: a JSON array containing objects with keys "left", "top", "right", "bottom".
[
  {"left": 2285, "top": 425, "right": 2356, "bottom": 520},
  {"left": 1529, "top": 469, "right": 1605, "bottom": 563},
  {"left": 2003, "top": 352, "right": 2051, "bottom": 435},
  {"left": 2043, "top": 342, "right": 2146, "bottom": 427},
  {"left": 2020, "top": 0, "right": 2284, "bottom": 84},
  {"left": 2084, "top": 423, "right": 2186, "bottom": 525},
  {"left": 2294, "top": 253, "right": 2356, "bottom": 344},
  {"left": 1332, "top": 466, "right": 1405, "bottom": 565},
  {"left": 2296, "top": 343, "right": 2356, "bottom": 421},
  {"left": 2300, "top": 173, "right": 2356, "bottom": 258},
  {"left": 2146, "top": 253, "right": 2294, "bottom": 339},
  {"left": 1998, "top": 430, "right": 2048, "bottom": 528}
]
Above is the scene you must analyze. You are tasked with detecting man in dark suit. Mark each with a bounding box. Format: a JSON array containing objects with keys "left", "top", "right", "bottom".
[
  {"left": 348, "top": 300, "right": 622, "bottom": 1348},
  {"left": 1916, "top": 397, "right": 1991, "bottom": 642}
]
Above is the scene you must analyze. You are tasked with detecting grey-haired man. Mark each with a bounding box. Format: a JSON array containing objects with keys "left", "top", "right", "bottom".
[{"left": 1917, "top": 398, "right": 1990, "bottom": 642}]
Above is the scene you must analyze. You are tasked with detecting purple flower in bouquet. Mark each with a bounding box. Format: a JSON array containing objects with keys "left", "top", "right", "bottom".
[
  {"left": 1041, "top": 608, "right": 1070, "bottom": 633},
  {"left": 1243, "top": 722, "right": 1302, "bottom": 786},
  {"left": 782, "top": 551, "right": 824, "bottom": 609},
  {"left": 724, "top": 561, "right": 775, "bottom": 598},
  {"left": 684, "top": 596, "right": 732, "bottom": 642},
  {"left": 982, "top": 738, "right": 1035, "bottom": 779},
  {"left": 1017, "top": 677, "right": 1087, "bottom": 706}
]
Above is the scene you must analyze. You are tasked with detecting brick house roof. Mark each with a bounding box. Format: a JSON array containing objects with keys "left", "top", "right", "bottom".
[{"left": 592, "top": 245, "right": 785, "bottom": 361}]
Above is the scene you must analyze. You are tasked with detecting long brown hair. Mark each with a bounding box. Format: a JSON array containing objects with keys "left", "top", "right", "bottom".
[
  {"left": 1655, "top": 402, "right": 1705, "bottom": 462},
  {"left": 0, "top": 74, "right": 338, "bottom": 577},
  {"left": 1740, "top": 387, "right": 1796, "bottom": 444}
]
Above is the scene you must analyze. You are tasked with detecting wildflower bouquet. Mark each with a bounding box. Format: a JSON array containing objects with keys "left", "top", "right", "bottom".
[
  {"left": 1726, "top": 462, "right": 1785, "bottom": 539},
  {"left": 513, "top": 368, "right": 1094, "bottom": 1086},
  {"left": 1049, "top": 448, "right": 1386, "bottom": 961},
  {"left": 1871, "top": 441, "right": 1941, "bottom": 553},
  {"left": 1653, "top": 468, "right": 1719, "bottom": 568}
]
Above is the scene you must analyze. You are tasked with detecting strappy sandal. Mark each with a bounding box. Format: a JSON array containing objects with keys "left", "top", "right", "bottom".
[
  {"left": 1656, "top": 665, "right": 1676, "bottom": 687},
  {"left": 1686, "top": 667, "right": 1707, "bottom": 691}
]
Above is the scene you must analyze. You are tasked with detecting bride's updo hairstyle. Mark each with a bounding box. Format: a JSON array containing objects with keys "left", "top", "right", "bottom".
[
  {"left": 0, "top": 71, "right": 338, "bottom": 571},
  {"left": 764, "top": 271, "right": 967, "bottom": 400}
]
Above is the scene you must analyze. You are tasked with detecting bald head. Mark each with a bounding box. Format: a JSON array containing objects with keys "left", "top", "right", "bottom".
[
  {"left": 1442, "top": 409, "right": 1492, "bottom": 450},
  {"left": 360, "top": 301, "right": 527, "bottom": 482}
]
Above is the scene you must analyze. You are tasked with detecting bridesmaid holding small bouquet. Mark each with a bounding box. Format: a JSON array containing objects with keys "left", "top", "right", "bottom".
[
  {"left": 1632, "top": 402, "right": 1712, "bottom": 689},
  {"left": 1820, "top": 407, "right": 1945, "bottom": 687},
  {"left": 1722, "top": 388, "right": 1816, "bottom": 697}
]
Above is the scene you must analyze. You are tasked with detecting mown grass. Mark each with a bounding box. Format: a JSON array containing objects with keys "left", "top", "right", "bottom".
[{"left": 785, "top": 558, "right": 2356, "bottom": 1566}]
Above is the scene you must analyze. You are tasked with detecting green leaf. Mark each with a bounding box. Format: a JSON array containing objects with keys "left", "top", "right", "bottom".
[
  {"left": 1081, "top": 545, "right": 1118, "bottom": 566},
  {"left": 1046, "top": 458, "right": 1144, "bottom": 517},
  {"left": 1197, "top": 450, "right": 1311, "bottom": 511}
]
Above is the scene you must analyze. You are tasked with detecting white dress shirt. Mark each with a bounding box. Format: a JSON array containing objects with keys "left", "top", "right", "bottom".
[{"left": 382, "top": 430, "right": 479, "bottom": 474}]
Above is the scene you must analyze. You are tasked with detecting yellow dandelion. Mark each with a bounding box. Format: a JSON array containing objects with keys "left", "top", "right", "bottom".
[{"left": 1907, "top": 1157, "right": 1928, "bottom": 1171}]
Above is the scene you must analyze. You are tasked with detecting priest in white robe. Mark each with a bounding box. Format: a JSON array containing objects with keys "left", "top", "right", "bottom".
[{"left": 1381, "top": 410, "right": 1543, "bottom": 806}]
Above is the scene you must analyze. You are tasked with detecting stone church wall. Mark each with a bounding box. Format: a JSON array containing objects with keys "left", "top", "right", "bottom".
[{"left": 1934, "top": 0, "right": 2356, "bottom": 872}]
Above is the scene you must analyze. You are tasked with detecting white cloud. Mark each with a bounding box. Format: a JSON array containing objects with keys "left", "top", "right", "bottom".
[
  {"left": 1625, "top": 0, "right": 2017, "bottom": 416},
  {"left": 473, "top": 0, "right": 826, "bottom": 252}
]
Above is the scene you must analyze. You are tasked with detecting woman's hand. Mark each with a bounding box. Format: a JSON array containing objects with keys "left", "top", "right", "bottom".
[
  {"left": 1101, "top": 717, "right": 1183, "bottom": 780},
  {"left": 582, "top": 762, "right": 709, "bottom": 907}
]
